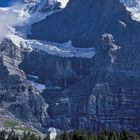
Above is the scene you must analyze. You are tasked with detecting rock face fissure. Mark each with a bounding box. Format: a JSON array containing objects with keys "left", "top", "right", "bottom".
[{"left": 0, "top": 0, "right": 140, "bottom": 133}]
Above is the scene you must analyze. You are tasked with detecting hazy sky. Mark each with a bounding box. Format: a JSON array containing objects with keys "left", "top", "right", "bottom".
[{"left": 0, "top": 0, "right": 14, "bottom": 7}]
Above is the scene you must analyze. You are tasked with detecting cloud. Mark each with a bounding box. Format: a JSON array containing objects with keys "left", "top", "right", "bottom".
[{"left": 0, "top": 4, "right": 27, "bottom": 41}]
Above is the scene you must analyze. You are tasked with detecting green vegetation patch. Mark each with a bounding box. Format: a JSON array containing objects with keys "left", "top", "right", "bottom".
[
  {"left": 15, "top": 127, "right": 37, "bottom": 134},
  {"left": 4, "top": 120, "right": 19, "bottom": 128}
]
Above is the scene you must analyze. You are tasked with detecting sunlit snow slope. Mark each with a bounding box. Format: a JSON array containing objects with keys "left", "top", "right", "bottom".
[
  {"left": 121, "top": 0, "right": 140, "bottom": 21},
  {"left": 0, "top": 0, "right": 95, "bottom": 59}
]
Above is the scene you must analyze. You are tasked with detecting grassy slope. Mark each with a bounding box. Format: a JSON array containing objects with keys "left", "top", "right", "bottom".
[{"left": 0, "top": 108, "right": 43, "bottom": 136}]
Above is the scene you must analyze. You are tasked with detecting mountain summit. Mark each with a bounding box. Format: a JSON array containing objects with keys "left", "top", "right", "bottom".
[{"left": 30, "top": 0, "right": 138, "bottom": 48}]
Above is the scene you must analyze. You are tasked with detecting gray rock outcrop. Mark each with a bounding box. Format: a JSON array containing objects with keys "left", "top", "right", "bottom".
[{"left": 0, "top": 39, "right": 49, "bottom": 131}]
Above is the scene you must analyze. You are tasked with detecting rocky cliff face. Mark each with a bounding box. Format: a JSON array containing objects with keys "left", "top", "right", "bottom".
[
  {"left": 28, "top": 0, "right": 140, "bottom": 133},
  {"left": 19, "top": 33, "right": 140, "bottom": 132},
  {"left": 0, "top": 39, "right": 49, "bottom": 131},
  {"left": 0, "top": 0, "right": 140, "bottom": 134},
  {"left": 0, "top": 39, "right": 26, "bottom": 83},
  {"left": 20, "top": 51, "right": 93, "bottom": 86}
]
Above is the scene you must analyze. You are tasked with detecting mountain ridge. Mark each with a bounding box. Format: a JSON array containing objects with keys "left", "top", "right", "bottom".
[{"left": 30, "top": 0, "right": 136, "bottom": 48}]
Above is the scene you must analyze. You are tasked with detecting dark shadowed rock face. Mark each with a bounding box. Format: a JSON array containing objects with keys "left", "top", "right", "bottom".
[
  {"left": 20, "top": 51, "right": 93, "bottom": 86},
  {"left": 30, "top": 0, "right": 140, "bottom": 48}
]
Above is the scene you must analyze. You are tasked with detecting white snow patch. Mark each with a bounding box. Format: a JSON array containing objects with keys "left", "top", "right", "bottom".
[
  {"left": 60, "top": 98, "right": 69, "bottom": 103},
  {"left": 57, "top": 0, "right": 69, "bottom": 8},
  {"left": 27, "top": 80, "right": 46, "bottom": 93},
  {"left": 118, "top": 20, "right": 127, "bottom": 28},
  {"left": 27, "top": 74, "right": 39, "bottom": 79},
  {"left": 125, "top": 7, "right": 140, "bottom": 21},
  {"left": 48, "top": 128, "right": 58, "bottom": 140},
  {"left": 8, "top": 34, "right": 96, "bottom": 58},
  {"left": 46, "top": 86, "right": 62, "bottom": 90}
]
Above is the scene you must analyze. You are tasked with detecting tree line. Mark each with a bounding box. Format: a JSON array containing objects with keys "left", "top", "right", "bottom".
[
  {"left": 0, "top": 129, "right": 139, "bottom": 140},
  {"left": 54, "top": 130, "right": 140, "bottom": 140}
]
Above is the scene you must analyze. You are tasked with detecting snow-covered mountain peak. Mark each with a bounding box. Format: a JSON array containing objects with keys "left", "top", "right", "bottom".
[
  {"left": 23, "top": 0, "right": 69, "bottom": 13},
  {"left": 121, "top": 0, "right": 140, "bottom": 8},
  {"left": 0, "top": 0, "right": 95, "bottom": 59},
  {"left": 1, "top": 0, "right": 140, "bottom": 59},
  {"left": 121, "top": 0, "right": 140, "bottom": 21}
]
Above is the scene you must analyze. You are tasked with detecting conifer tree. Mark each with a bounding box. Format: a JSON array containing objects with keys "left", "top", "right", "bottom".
[
  {"left": 7, "top": 130, "right": 16, "bottom": 140},
  {"left": 72, "top": 130, "right": 79, "bottom": 140},
  {"left": 88, "top": 132, "right": 94, "bottom": 140},
  {"left": 21, "top": 132, "right": 27, "bottom": 140},
  {"left": 0, "top": 131, "right": 6, "bottom": 140},
  {"left": 80, "top": 130, "right": 87, "bottom": 140},
  {"left": 62, "top": 131, "right": 70, "bottom": 140}
]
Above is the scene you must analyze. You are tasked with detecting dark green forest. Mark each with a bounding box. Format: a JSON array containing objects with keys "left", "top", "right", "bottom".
[{"left": 0, "top": 130, "right": 139, "bottom": 140}]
